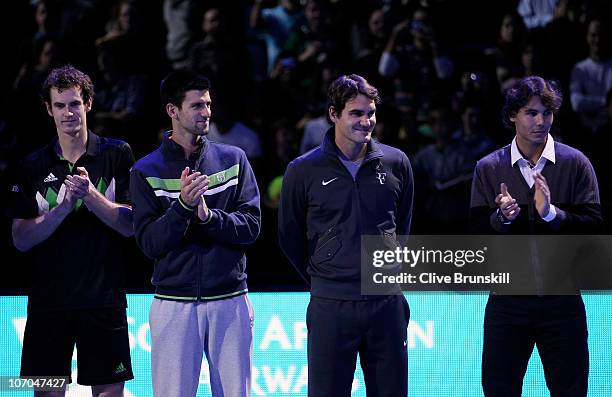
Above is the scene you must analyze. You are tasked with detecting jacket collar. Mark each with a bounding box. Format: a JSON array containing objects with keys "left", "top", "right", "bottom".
[
  {"left": 48, "top": 129, "right": 101, "bottom": 160},
  {"left": 161, "top": 130, "right": 209, "bottom": 160},
  {"left": 321, "top": 127, "right": 383, "bottom": 162}
]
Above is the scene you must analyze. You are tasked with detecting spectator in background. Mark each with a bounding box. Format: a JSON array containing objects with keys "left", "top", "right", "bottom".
[
  {"left": 24, "top": 0, "right": 60, "bottom": 57},
  {"left": 486, "top": 12, "right": 527, "bottom": 94},
  {"left": 255, "top": 118, "right": 302, "bottom": 291},
  {"left": 413, "top": 105, "right": 474, "bottom": 233},
  {"left": 250, "top": 0, "right": 304, "bottom": 75},
  {"left": 351, "top": 8, "right": 386, "bottom": 61},
  {"left": 592, "top": 89, "right": 612, "bottom": 150},
  {"left": 189, "top": 8, "right": 229, "bottom": 77},
  {"left": 95, "top": 0, "right": 132, "bottom": 46},
  {"left": 500, "top": 40, "right": 545, "bottom": 93},
  {"left": 189, "top": 7, "right": 253, "bottom": 96},
  {"left": 570, "top": 18, "right": 612, "bottom": 133},
  {"left": 454, "top": 102, "right": 497, "bottom": 161},
  {"left": 38, "top": 0, "right": 102, "bottom": 71},
  {"left": 517, "top": 0, "right": 559, "bottom": 30},
  {"left": 14, "top": 38, "right": 60, "bottom": 96},
  {"left": 451, "top": 71, "right": 496, "bottom": 119},
  {"left": 580, "top": 88, "right": 612, "bottom": 184},
  {"left": 12, "top": 1, "right": 62, "bottom": 152},
  {"left": 163, "top": 0, "right": 202, "bottom": 70},
  {"left": 92, "top": 35, "right": 148, "bottom": 156},
  {"left": 299, "top": 108, "right": 331, "bottom": 154},
  {"left": 207, "top": 93, "right": 263, "bottom": 164},
  {"left": 297, "top": 60, "right": 337, "bottom": 153},
  {"left": 350, "top": 7, "right": 391, "bottom": 94},
  {"left": 520, "top": 42, "right": 543, "bottom": 78},
  {"left": 259, "top": 51, "right": 308, "bottom": 127},
  {"left": 262, "top": 120, "right": 299, "bottom": 209},
  {"left": 12, "top": 37, "right": 62, "bottom": 154},
  {"left": 96, "top": 0, "right": 165, "bottom": 81},
  {"left": 284, "top": 0, "right": 335, "bottom": 91},
  {"left": 3, "top": 0, "right": 611, "bottom": 293},
  {"left": 541, "top": 0, "right": 587, "bottom": 88},
  {"left": 379, "top": 7, "right": 454, "bottom": 125}
]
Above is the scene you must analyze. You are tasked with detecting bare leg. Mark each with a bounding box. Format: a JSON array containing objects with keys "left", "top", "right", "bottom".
[{"left": 92, "top": 382, "right": 125, "bottom": 397}]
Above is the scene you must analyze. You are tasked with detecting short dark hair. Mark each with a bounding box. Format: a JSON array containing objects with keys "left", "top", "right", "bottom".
[
  {"left": 40, "top": 65, "right": 94, "bottom": 105},
  {"left": 160, "top": 70, "right": 210, "bottom": 109},
  {"left": 501, "top": 76, "right": 563, "bottom": 130},
  {"left": 327, "top": 74, "right": 381, "bottom": 119}
]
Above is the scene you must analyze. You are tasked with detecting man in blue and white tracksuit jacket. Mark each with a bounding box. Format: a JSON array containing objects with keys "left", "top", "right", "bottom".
[
  {"left": 130, "top": 70, "right": 260, "bottom": 397},
  {"left": 279, "top": 74, "right": 414, "bottom": 396}
]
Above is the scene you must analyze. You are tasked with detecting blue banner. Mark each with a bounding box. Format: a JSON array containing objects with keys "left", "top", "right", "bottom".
[{"left": 0, "top": 293, "right": 610, "bottom": 396}]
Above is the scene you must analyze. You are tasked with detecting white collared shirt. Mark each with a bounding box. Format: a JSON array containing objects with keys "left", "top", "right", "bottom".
[{"left": 510, "top": 134, "right": 557, "bottom": 221}]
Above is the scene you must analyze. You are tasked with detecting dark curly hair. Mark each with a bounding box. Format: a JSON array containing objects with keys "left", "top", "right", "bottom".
[
  {"left": 501, "top": 76, "right": 563, "bottom": 130},
  {"left": 40, "top": 64, "right": 94, "bottom": 105},
  {"left": 327, "top": 74, "right": 381, "bottom": 120}
]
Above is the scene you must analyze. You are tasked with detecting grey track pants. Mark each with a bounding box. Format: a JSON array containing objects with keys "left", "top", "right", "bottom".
[{"left": 150, "top": 294, "right": 254, "bottom": 397}]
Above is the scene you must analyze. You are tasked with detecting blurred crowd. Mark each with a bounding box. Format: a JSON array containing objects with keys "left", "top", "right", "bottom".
[{"left": 1, "top": 0, "right": 611, "bottom": 290}]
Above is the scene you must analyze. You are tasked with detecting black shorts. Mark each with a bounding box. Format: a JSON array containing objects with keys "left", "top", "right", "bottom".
[{"left": 20, "top": 307, "right": 134, "bottom": 386}]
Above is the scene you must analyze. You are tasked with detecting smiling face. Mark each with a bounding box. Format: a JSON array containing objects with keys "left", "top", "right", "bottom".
[
  {"left": 511, "top": 96, "right": 553, "bottom": 150},
  {"left": 330, "top": 93, "right": 376, "bottom": 147},
  {"left": 168, "top": 89, "right": 212, "bottom": 138},
  {"left": 45, "top": 86, "right": 91, "bottom": 137}
]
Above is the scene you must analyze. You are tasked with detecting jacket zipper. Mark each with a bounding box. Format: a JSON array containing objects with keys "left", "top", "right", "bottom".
[
  {"left": 315, "top": 227, "right": 337, "bottom": 252},
  {"left": 187, "top": 156, "right": 203, "bottom": 301}
]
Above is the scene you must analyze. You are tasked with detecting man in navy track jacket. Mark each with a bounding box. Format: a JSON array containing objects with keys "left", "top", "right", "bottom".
[
  {"left": 279, "top": 74, "right": 414, "bottom": 396},
  {"left": 130, "top": 70, "right": 260, "bottom": 397}
]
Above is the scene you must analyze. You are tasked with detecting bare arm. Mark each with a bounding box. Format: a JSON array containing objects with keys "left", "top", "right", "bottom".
[
  {"left": 12, "top": 191, "right": 74, "bottom": 252},
  {"left": 66, "top": 167, "right": 134, "bottom": 237},
  {"left": 384, "top": 19, "right": 409, "bottom": 54},
  {"left": 82, "top": 188, "right": 134, "bottom": 237}
]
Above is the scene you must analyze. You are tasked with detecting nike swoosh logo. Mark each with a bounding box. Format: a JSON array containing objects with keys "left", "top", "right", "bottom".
[{"left": 321, "top": 177, "right": 338, "bottom": 186}]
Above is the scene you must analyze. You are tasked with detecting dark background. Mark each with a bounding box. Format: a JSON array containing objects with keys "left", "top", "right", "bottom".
[{"left": 1, "top": 0, "right": 611, "bottom": 293}]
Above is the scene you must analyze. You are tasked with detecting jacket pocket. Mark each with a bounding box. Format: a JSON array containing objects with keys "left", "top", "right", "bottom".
[
  {"left": 311, "top": 228, "right": 342, "bottom": 265},
  {"left": 382, "top": 231, "right": 400, "bottom": 249}
]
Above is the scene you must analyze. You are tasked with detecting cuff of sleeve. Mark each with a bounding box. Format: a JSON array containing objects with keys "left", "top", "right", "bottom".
[
  {"left": 197, "top": 209, "right": 215, "bottom": 225},
  {"left": 173, "top": 196, "right": 196, "bottom": 218},
  {"left": 542, "top": 204, "right": 557, "bottom": 222},
  {"left": 490, "top": 209, "right": 511, "bottom": 233},
  {"left": 496, "top": 208, "right": 512, "bottom": 225}
]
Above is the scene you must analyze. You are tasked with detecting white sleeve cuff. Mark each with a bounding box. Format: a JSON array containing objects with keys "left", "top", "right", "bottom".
[{"left": 542, "top": 204, "right": 557, "bottom": 222}]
